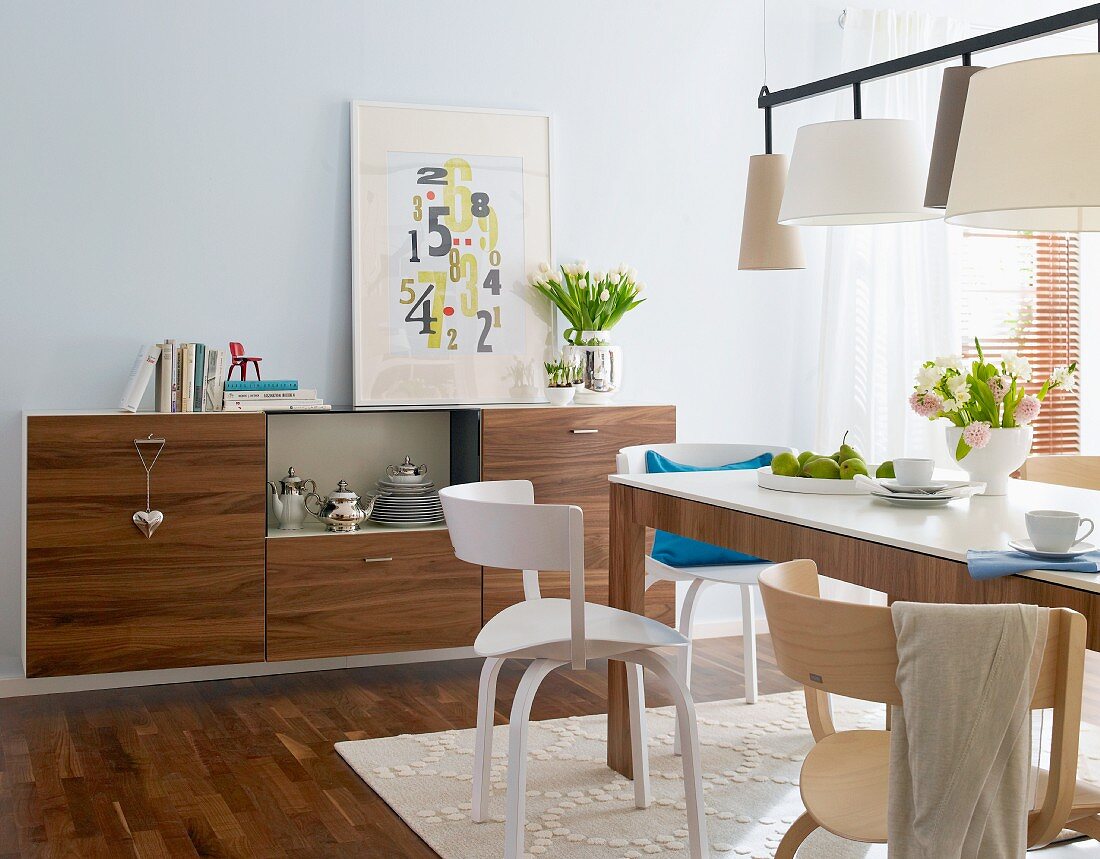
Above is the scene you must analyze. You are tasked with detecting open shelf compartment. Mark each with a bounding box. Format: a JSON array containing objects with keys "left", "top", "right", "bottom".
[{"left": 263, "top": 408, "right": 479, "bottom": 537}]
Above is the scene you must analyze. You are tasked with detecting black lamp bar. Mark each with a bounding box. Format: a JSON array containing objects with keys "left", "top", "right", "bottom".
[{"left": 759, "top": 3, "right": 1100, "bottom": 109}]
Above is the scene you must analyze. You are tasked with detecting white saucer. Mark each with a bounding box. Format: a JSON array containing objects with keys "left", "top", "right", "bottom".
[
  {"left": 879, "top": 479, "right": 966, "bottom": 494},
  {"left": 1008, "top": 539, "right": 1096, "bottom": 560},
  {"left": 870, "top": 490, "right": 952, "bottom": 508}
]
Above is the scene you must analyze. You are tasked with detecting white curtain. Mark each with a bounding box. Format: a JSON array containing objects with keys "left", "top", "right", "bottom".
[{"left": 815, "top": 8, "right": 966, "bottom": 464}]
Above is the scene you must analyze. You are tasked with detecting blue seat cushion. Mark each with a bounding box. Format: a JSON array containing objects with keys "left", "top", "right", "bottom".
[{"left": 646, "top": 450, "right": 772, "bottom": 568}]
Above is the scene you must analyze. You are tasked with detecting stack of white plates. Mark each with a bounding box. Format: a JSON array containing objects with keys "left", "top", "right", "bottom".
[
  {"left": 370, "top": 479, "right": 444, "bottom": 527},
  {"left": 868, "top": 479, "right": 980, "bottom": 508}
]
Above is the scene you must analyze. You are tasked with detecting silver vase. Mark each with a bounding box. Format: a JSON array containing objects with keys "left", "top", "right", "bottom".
[{"left": 566, "top": 331, "right": 622, "bottom": 404}]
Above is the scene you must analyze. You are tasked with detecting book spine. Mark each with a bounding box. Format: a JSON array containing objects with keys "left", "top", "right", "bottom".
[
  {"left": 180, "top": 344, "right": 195, "bottom": 413},
  {"left": 119, "top": 344, "right": 161, "bottom": 413},
  {"left": 204, "top": 348, "right": 225, "bottom": 412},
  {"left": 211, "top": 349, "right": 227, "bottom": 411},
  {"left": 193, "top": 343, "right": 206, "bottom": 412},
  {"left": 222, "top": 389, "right": 316, "bottom": 400},
  {"left": 223, "top": 379, "right": 298, "bottom": 392},
  {"left": 171, "top": 341, "right": 181, "bottom": 412},
  {"left": 154, "top": 343, "right": 172, "bottom": 412},
  {"left": 222, "top": 400, "right": 328, "bottom": 412}
]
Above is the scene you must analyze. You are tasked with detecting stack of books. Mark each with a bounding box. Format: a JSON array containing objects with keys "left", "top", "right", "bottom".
[
  {"left": 120, "top": 341, "right": 229, "bottom": 413},
  {"left": 222, "top": 380, "right": 331, "bottom": 412}
]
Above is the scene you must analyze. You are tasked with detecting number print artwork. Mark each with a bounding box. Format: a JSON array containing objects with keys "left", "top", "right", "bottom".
[{"left": 387, "top": 152, "right": 525, "bottom": 356}]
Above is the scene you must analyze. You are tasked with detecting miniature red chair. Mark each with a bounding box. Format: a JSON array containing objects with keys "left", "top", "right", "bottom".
[{"left": 227, "top": 342, "right": 262, "bottom": 380}]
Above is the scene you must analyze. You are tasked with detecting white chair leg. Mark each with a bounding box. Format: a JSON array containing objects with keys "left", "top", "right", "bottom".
[
  {"left": 740, "top": 585, "right": 759, "bottom": 704},
  {"left": 472, "top": 656, "right": 505, "bottom": 823},
  {"left": 626, "top": 662, "right": 651, "bottom": 808},
  {"left": 631, "top": 650, "right": 709, "bottom": 859},
  {"left": 503, "top": 658, "right": 562, "bottom": 859},
  {"left": 674, "top": 579, "right": 707, "bottom": 756}
]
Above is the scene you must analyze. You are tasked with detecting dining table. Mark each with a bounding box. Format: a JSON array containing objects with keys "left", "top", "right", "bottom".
[{"left": 605, "top": 469, "right": 1100, "bottom": 778}]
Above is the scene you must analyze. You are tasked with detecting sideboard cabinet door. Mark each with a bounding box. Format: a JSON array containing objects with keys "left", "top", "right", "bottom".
[
  {"left": 480, "top": 405, "right": 676, "bottom": 625},
  {"left": 25, "top": 414, "right": 267, "bottom": 677}
]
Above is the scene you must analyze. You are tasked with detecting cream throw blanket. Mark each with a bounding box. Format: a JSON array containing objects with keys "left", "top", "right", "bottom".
[{"left": 888, "top": 602, "right": 1048, "bottom": 858}]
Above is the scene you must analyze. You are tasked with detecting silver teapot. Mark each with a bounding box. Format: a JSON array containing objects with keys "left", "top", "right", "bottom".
[
  {"left": 304, "top": 480, "right": 375, "bottom": 532},
  {"left": 267, "top": 467, "right": 316, "bottom": 531},
  {"left": 386, "top": 455, "right": 429, "bottom": 485}
]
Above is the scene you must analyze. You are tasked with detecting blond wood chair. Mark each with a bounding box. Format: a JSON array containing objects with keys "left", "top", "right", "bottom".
[
  {"left": 1021, "top": 455, "right": 1100, "bottom": 490},
  {"left": 758, "top": 559, "right": 1100, "bottom": 857}
]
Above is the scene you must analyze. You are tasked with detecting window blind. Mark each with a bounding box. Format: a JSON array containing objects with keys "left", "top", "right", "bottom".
[{"left": 957, "top": 231, "right": 1080, "bottom": 455}]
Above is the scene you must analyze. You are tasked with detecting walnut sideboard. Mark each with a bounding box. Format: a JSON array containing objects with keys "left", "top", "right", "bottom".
[{"left": 22, "top": 405, "right": 675, "bottom": 679}]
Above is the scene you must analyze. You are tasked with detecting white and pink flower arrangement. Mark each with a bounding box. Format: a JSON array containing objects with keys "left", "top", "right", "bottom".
[{"left": 909, "top": 338, "right": 1077, "bottom": 459}]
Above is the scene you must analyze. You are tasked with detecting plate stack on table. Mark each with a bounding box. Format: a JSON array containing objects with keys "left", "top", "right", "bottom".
[
  {"left": 369, "top": 457, "right": 445, "bottom": 527},
  {"left": 858, "top": 477, "right": 982, "bottom": 508}
]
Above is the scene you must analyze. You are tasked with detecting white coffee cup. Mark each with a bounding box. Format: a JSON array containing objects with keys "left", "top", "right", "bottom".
[
  {"left": 1025, "top": 510, "right": 1095, "bottom": 553},
  {"left": 893, "top": 458, "right": 935, "bottom": 486}
]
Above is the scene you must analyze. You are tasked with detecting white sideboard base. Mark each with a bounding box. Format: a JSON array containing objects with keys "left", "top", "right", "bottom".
[{"left": 0, "top": 646, "right": 477, "bottom": 699}]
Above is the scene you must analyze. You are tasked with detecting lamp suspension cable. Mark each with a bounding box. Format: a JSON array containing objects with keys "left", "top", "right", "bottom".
[
  {"left": 760, "top": 0, "right": 771, "bottom": 153},
  {"left": 758, "top": 3, "right": 1100, "bottom": 111}
]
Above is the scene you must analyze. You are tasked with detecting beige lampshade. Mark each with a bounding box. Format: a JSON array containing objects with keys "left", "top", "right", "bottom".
[
  {"left": 925, "top": 65, "right": 985, "bottom": 208},
  {"left": 738, "top": 154, "right": 805, "bottom": 270},
  {"left": 779, "top": 119, "right": 941, "bottom": 225},
  {"left": 946, "top": 54, "right": 1100, "bottom": 231}
]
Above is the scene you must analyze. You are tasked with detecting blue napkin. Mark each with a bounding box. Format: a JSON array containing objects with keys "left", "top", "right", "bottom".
[{"left": 966, "top": 549, "right": 1100, "bottom": 580}]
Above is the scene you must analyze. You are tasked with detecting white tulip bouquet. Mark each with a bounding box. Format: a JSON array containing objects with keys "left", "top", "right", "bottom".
[
  {"left": 528, "top": 261, "right": 645, "bottom": 345},
  {"left": 909, "top": 338, "right": 1077, "bottom": 458}
]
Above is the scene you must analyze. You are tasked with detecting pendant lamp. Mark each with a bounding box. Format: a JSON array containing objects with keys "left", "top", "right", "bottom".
[
  {"left": 736, "top": 4, "right": 805, "bottom": 271},
  {"left": 946, "top": 53, "right": 1100, "bottom": 231},
  {"left": 924, "top": 63, "right": 985, "bottom": 208},
  {"left": 779, "top": 117, "right": 941, "bottom": 226},
  {"left": 738, "top": 151, "right": 806, "bottom": 270}
]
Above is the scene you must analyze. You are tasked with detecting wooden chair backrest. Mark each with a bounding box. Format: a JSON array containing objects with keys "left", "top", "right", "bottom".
[
  {"left": 229, "top": 341, "right": 245, "bottom": 359},
  {"left": 439, "top": 480, "right": 586, "bottom": 669},
  {"left": 1020, "top": 455, "right": 1100, "bottom": 490},
  {"left": 615, "top": 442, "right": 794, "bottom": 476},
  {"left": 759, "top": 559, "right": 1086, "bottom": 846}
]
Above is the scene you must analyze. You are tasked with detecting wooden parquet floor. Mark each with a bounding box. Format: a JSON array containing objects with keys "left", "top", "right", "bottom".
[{"left": 2, "top": 638, "right": 1100, "bottom": 858}]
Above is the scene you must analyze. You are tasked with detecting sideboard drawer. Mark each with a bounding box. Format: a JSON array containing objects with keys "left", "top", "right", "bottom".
[
  {"left": 25, "top": 414, "right": 267, "bottom": 677},
  {"left": 266, "top": 528, "right": 482, "bottom": 661}
]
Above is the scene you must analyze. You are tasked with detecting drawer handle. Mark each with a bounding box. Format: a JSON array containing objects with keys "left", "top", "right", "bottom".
[
  {"left": 363, "top": 557, "right": 394, "bottom": 564},
  {"left": 571, "top": 429, "right": 599, "bottom": 434}
]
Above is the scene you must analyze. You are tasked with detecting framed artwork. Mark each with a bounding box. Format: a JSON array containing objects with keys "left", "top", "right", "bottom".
[{"left": 351, "top": 101, "right": 554, "bottom": 405}]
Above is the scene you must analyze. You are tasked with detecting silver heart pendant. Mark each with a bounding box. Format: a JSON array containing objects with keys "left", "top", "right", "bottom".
[{"left": 132, "top": 509, "right": 164, "bottom": 538}]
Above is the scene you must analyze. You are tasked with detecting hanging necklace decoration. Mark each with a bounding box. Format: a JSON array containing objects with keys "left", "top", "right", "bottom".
[{"left": 133, "top": 434, "right": 166, "bottom": 538}]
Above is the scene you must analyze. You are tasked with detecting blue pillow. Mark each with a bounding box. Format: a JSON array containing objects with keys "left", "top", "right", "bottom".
[{"left": 647, "top": 450, "right": 771, "bottom": 568}]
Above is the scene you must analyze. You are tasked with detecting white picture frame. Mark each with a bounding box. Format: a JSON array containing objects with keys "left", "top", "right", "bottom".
[{"left": 351, "top": 101, "right": 554, "bottom": 406}]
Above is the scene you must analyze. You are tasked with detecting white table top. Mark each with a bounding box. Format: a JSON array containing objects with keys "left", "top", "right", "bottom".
[{"left": 609, "top": 470, "right": 1100, "bottom": 595}]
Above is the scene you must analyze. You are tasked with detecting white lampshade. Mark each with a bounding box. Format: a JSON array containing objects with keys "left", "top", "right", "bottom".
[
  {"left": 778, "top": 119, "right": 941, "bottom": 226},
  {"left": 946, "top": 54, "right": 1100, "bottom": 231},
  {"left": 738, "top": 154, "right": 806, "bottom": 270}
]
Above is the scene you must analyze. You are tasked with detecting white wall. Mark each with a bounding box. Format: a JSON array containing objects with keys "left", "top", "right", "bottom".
[{"left": 0, "top": 1, "right": 1091, "bottom": 665}]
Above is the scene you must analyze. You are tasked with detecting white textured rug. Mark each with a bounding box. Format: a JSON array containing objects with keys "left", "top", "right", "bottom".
[{"left": 335, "top": 692, "right": 1100, "bottom": 858}]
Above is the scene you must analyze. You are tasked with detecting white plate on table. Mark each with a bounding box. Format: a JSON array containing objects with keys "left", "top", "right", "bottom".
[
  {"left": 1007, "top": 539, "right": 1096, "bottom": 561},
  {"left": 878, "top": 479, "right": 971, "bottom": 495},
  {"left": 870, "top": 490, "right": 953, "bottom": 508}
]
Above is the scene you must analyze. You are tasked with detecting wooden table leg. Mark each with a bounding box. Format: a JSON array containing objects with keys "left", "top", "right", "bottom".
[{"left": 608, "top": 483, "right": 646, "bottom": 778}]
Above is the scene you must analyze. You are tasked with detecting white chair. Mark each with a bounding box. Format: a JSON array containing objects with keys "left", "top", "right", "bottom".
[
  {"left": 440, "top": 480, "right": 710, "bottom": 859},
  {"left": 616, "top": 444, "right": 792, "bottom": 735}
]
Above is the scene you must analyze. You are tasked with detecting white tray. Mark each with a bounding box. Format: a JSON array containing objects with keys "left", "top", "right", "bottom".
[{"left": 756, "top": 465, "right": 875, "bottom": 495}]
